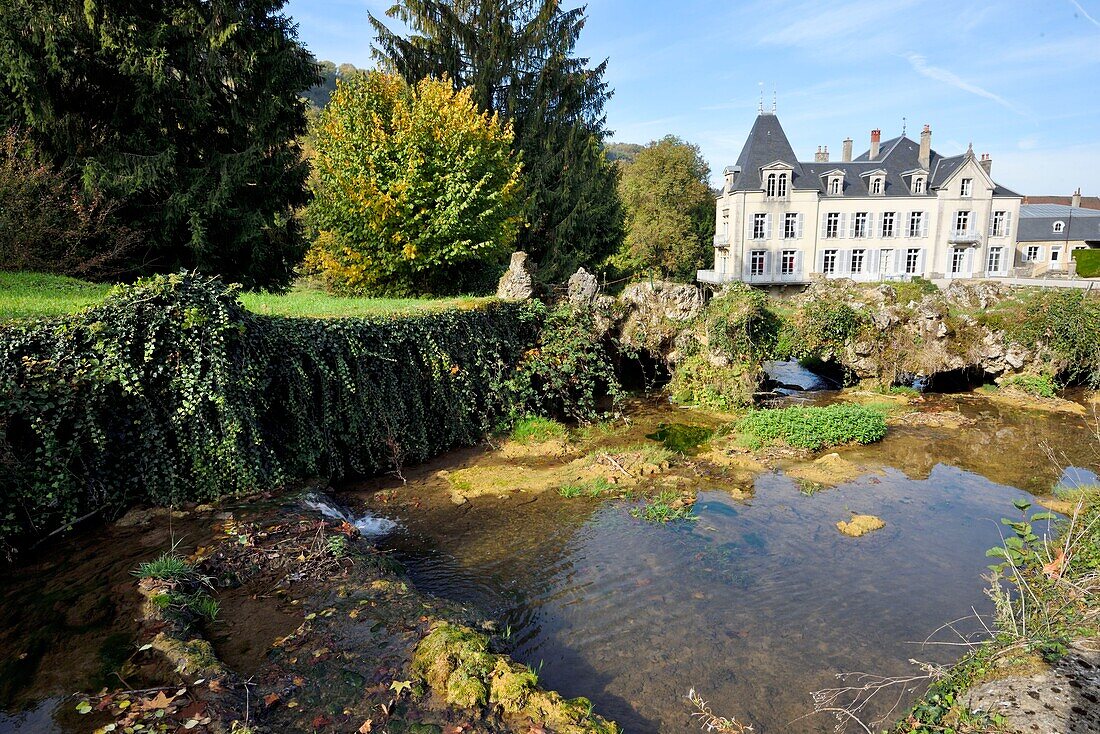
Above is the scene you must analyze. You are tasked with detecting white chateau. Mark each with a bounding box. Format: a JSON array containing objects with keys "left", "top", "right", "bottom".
[{"left": 698, "top": 111, "right": 1026, "bottom": 286}]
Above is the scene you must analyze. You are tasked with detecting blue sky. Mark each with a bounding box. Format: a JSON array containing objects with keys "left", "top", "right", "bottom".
[{"left": 284, "top": 0, "right": 1100, "bottom": 195}]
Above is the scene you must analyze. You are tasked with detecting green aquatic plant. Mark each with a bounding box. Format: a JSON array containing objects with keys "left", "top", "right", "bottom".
[
  {"left": 135, "top": 552, "right": 195, "bottom": 581},
  {"left": 558, "top": 477, "right": 615, "bottom": 499},
  {"left": 646, "top": 423, "right": 714, "bottom": 454},
  {"left": 630, "top": 491, "right": 698, "bottom": 523},
  {"left": 737, "top": 404, "right": 887, "bottom": 451},
  {"left": 510, "top": 415, "right": 568, "bottom": 444}
]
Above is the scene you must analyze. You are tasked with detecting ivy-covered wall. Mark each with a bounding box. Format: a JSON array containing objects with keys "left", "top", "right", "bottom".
[{"left": 0, "top": 273, "right": 540, "bottom": 555}]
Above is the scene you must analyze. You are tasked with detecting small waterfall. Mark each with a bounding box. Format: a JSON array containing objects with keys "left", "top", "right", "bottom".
[{"left": 302, "top": 492, "right": 399, "bottom": 538}]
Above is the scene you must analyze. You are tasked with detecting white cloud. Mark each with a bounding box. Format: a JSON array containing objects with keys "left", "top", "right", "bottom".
[{"left": 904, "top": 53, "right": 1027, "bottom": 117}]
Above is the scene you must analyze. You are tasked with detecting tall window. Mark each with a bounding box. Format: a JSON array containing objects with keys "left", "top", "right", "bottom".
[
  {"left": 718, "top": 248, "right": 729, "bottom": 271},
  {"left": 990, "top": 211, "right": 1006, "bottom": 237},
  {"left": 905, "top": 248, "right": 921, "bottom": 274},
  {"left": 850, "top": 249, "right": 866, "bottom": 274},
  {"left": 750, "top": 250, "right": 767, "bottom": 276},
  {"left": 823, "top": 249, "right": 838, "bottom": 275},
  {"left": 961, "top": 178, "right": 973, "bottom": 197},
  {"left": 954, "top": 210, "right": 971, "bottom": 235},
  {"left": 853, "top": 212, "right": 868, "bottom": 238},
  {"left": 825, "top": 213, "right": 840, "bottom": 238},
  {"left": 781, "top": 250, "right": 797, "bottom": 276},
  {"left": 829, "top": 177, "right": 842, "bottom": 195},
  {"left": 908, "top": 212, "right": 924, "bottom": 238},
  {"left": 753, "top": 213, "right": 767, "bottom": 240},
  {"left": 784, "top": 213, "right": 798, "bottom": 239},
  {"left": 881, "top": 212, "right": 896, "bottom": 238},
  {"left": 880, "top": 249, "right": 894, "bottom": 274},
  {"left": 777, "top": 174, "right": 788, "bottom": 198},
  {"left": 951, "top": 248, "right": 966, "bottom": 274},
  {"left": 766, "top": 173, "right": 777, "bottom": 198},
  {"left": 987, "top": 246, "right": 1003, "bottom": 273},
  {"left": 913, "top": 177, "right": 925, "bottom": 194},
  {"left": 1025, "top": 245, "right": 1040, "bottom": 262}
]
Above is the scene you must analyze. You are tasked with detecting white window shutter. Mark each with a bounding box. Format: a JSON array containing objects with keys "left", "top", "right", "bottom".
[
  {"left": 820, "top": 212, "right": 828, "bottom": 237},
  {"left": 839, "top": 213, "right": 848, "bottom": 238},
  {"left": 868, "top": 249, "right": 880, "bottom": 277},
  {"left": 920, "top": 213, "right": 928, "bottom": 238},
  {"left": 917, "top": 248, "right": 926, "bottom": 274},
  {"left": 988, "top": 213, "right": 996, "bottom": 237},
  {"left": 904, "top": 212, "right": 912, "bottom": 238},
  {"left": 816, "top": 248, "right": 825, "bottom": 273},
  {"left": 797, "top": 213, "right": 805, "bottom": 239},
  {"left": 765, "top": 214, "right": 772, "bottom": 240},
  {"left": 1005, "top": 211, "right": 1013, "bottom": 238},
  {"left": 838, "top": 249, "right": 850, "bottom": 275},
  {"left": 795, "top": 250, "right": 804, "bottom": 276},
  {"left": 848, "top": 214, "right": 857, "bottom": 238}
]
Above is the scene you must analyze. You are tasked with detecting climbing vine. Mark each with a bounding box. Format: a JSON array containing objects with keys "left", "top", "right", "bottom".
[{"left": 0, "top": 273, "right": 541, "bottom": 555}]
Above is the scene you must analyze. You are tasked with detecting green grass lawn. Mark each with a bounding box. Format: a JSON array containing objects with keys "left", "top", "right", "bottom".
[{"left": 0, "top": 271, "right": 493, "bottom": 322}]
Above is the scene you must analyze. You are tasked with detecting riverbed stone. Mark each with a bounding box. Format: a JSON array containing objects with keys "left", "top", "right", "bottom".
[
  {"left": 496, "top": 251, "right": 537, "bottom": 300},
  {"left": 964, "top": 639, "right": 1100, "bottom": 733}
]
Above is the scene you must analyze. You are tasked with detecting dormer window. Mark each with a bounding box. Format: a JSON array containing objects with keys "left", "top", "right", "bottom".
[
  {"left": 961, "top": 178, "right": 973, "bottom": 197},
  {"left": 1053, "top": 221, "right": 1066, "bottom": 234},
  {"left": 765, "top": 172, "right": 788, "bottom": 198},
  {"left": 870, "top": 177, "right": 883, "bottom": 195},
  {"left": 829, "top": 177, "right": 842, "bottom": 196},
  {"left": 913, "top": 177, "right": 926, "bottom": 194}
]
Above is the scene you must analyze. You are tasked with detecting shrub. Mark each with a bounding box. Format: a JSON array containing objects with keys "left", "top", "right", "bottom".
[
  {"left": 668, "top": 354, "right": 759, "bottom": 411},
  {"left": 1073, "top": 248, "right": 1100, "bottom": 278},
  {"left": 304, "top": 72, "right": 524, "bottom": 296},
  {"left": 787, "top": 297, "right": 867, "bottom": 360},
  {"left": 505, "top": 303, "right": 625, "bottom": 423},
  {"left": 0, "top": 273, "right": 539, "bottom": 555},
  {"left": 0, "top": 129, "right": 140, "bottom": 280},
  {"left": 892, "top": 277, "right": 938, "bottom": 305},
  {"left": 736, "top": 404, "right": 887, "bottom": 451},
  {"left": 987, "top": 290, "right": 1100, "bottom": 386},
  {"left": 701, "top": 284, "right": 781, "bottom": 363}
]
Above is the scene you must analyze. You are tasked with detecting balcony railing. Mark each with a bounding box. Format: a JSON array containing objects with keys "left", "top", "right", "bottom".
[
  {"left": 949, "top": 230, "right": 982, "bottom": 245},
  {"left": 714, "top": 233, "right": 730, "bottom": 246}
]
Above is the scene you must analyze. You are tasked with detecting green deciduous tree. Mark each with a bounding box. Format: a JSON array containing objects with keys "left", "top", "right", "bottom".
[
  {"left": 304, "top": 72, "right": 525, "bottom": 296},
  {"left": 612, "top": 136, "right": 716, "bottom": 280},
  {"left": 0, "top": 0, "right": 318, "bottom": 290},
  {"left": 371, "top": 0, "right": 624, "bottom": 281}
]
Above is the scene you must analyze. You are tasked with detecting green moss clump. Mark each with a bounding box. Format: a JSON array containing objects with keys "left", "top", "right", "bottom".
[
  {"left": 509, "top": 415, "right": 568, "bottom": 444},
  {"left": 1002, "top": 374, "right": 1058, "bottom": 398},
  {"left": 411, "top": 623, "right": 494, "bottom": 709},
  {"left": 489, "top": 659, "right": 538, "bottom": 713},
  {"left": 645, "top": 423, "right": 713, "bottom": 454}
]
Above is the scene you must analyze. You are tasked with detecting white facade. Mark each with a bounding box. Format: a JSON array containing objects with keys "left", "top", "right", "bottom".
[{"left": 699, "top": 115, "right": 1023, "bottom": 286}]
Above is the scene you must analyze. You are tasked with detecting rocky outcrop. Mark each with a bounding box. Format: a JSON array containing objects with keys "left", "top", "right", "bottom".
[
  {"left": 496, "top": 251, "right": 537, "bottom": 300},
  {"left": 567, "top": 267, "right": 600, "bottom": 305},
  {"left": 617, "top": 280, "right": 704, "bottom": 357},
  {"left": 965, "top": 640, "right": 1100, "bottom": 734}
]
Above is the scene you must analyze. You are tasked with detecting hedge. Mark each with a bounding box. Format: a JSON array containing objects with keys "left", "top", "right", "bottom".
[
  {"left": 0, "top": 273, "right": 540, "bottom": 555},
  {"left": 1073, "top": 248, "right": 1100, "bottom": 279}
]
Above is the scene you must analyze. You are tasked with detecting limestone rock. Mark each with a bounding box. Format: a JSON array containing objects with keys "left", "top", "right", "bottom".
[
  {"left": 496, "top": 252, "right": 537, "bottom": 300},
  {"left": 566, "top": 267, "right": 600, "bottom": 305},
  {"left": 965, "top": 640, "right": 1100, "bottom": 733}
]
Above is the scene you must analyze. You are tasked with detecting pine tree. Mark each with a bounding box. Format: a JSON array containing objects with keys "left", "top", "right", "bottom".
[
  {"left": 371, "top": 0, "right": 623, "bottom": 281},
  {"left": 0, "top": 0, "right": 319, "bottom": 289}
]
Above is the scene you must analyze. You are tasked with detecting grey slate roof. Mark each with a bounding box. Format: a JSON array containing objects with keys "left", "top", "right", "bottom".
[
  {"left": 1018, "top": 204, "right": 1100, "bottom": 242},
  {"left": 729, "top": 114, "right": 1020, "bottom": 198}
]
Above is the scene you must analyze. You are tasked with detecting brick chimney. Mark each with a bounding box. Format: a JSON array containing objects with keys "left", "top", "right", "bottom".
[
  {"left": 815, "top": 146, "right": 830, "bottom": 163},
  {"left": 919, "top": 124, "right": 931, "bottom": 170},
  {"left": 842, "top": 137, "right": 853, "bottom": 162},
  {"left": 869, "top": 129, "right": 881, "bottom": 161},
  {"left": 1072, "top": 188, "right": 1082, "bottom": 208},
  {"left": 979, "top": 153, "right": 992, "bottom": 175}
]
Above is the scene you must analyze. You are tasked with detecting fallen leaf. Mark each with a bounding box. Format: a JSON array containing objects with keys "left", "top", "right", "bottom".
[
  {"left": 390, "top": 680, "right": 413, "bottom": 696},
  {"left": 358, "top": 721, "right": 373, "bottom": 733},
  {"left": 1043, "top": 547, "right": 1067, "bottom": 579},
  {"left": 311, "top": 714, "right": 332, "bottom": 728},
  {"left": 263, "top": 693, "right": 281, "bottom": 708}
]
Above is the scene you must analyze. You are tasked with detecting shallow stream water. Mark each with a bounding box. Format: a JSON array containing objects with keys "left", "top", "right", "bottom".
[{"left": 1, "top": 391, "right": 1097, "bottom": 733}]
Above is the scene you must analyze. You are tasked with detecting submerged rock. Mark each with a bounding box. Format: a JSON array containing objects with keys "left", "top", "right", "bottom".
[
  {"left": 787, "top": 452, "right": 866, "bottom": 487},
  {"left": 836, "top": 514, "right": 885, "bottom": 537}
]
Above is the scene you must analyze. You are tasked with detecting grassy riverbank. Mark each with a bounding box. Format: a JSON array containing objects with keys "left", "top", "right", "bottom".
[{"left": 0, "top": 271, "right": 490, "bottom": 321}]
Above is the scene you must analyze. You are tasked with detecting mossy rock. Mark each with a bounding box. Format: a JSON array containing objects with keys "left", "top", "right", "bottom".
[{"left": 837, "top": 514, "right": 885, "bottom": 537}]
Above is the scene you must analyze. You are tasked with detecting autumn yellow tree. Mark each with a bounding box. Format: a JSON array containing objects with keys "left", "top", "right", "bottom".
[{"left": 304, "top": 72, "right": 525, "bottom": 295}]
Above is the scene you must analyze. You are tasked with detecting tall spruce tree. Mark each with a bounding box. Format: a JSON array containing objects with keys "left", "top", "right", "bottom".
[
  {"left": 0, "top": 0, "right": 318, "bottom": 289},
  {"left": 370, "top": 0, "right": 623, "bottom": 281}
]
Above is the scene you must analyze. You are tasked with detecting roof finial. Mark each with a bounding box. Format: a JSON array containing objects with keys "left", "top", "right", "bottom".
[
  {"left": 966, "top": 141, "right": 974, "bottom": 157},
  {"left": 772, "top": 89, "right": 777, "bottom": 114},
  {"left": 758, "top": 82, "right": 764, "bottom": 114},
  {"left": 902, "top": 116, "right": 907, "bottom": 136}
]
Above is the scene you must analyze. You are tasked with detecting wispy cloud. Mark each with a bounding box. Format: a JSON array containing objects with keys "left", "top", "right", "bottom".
[
  {"left": 905, "top": 53, "right": 1026, "bottom": 116},
  {"left": 1068, "top": 0, "right": 1100, "bottom": 29},
  {"left": 756, "top": 0, "right": 918, "bottom": 49}
]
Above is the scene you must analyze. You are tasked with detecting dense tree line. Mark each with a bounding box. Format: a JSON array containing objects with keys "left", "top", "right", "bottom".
[{"left": 0, "top": 0, "right": 318, "bottom": 290}]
